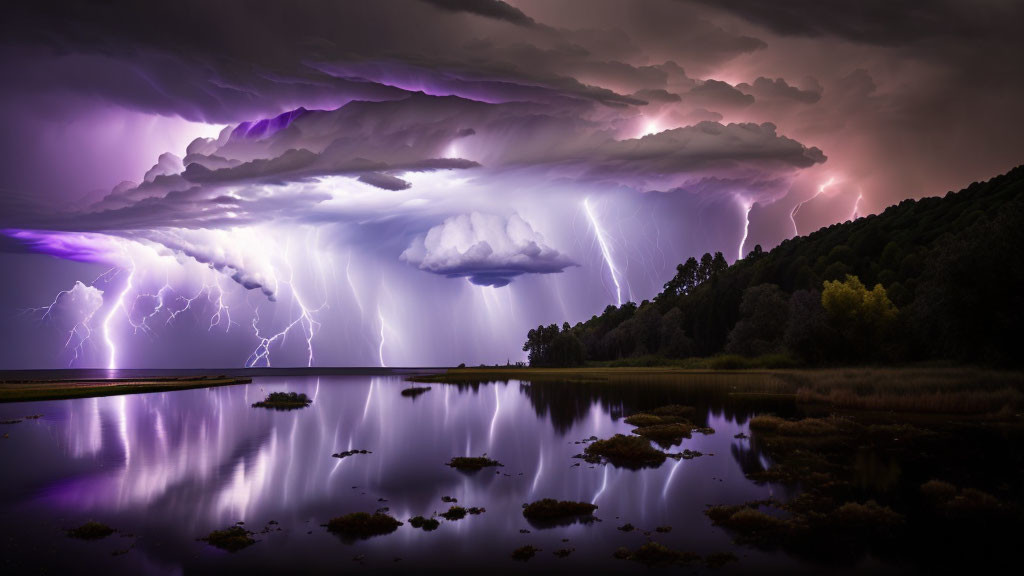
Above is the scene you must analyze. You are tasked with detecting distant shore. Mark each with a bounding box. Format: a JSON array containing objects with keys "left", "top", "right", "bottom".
[
  {"left": 412, "top": 366, "right": 1024, "bottom": 416},
  {"left": 0, "top": 375, "right": 252, "bottom": 403}
]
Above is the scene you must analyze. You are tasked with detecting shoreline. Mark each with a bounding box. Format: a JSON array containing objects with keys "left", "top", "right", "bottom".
[{"left": 0, "top": 376, "right": 252, "bottom": 403}]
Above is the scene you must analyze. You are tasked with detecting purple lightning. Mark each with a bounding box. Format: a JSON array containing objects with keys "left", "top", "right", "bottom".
[{"left": 790, "top": 177, "right": 836, "bottom": 236}]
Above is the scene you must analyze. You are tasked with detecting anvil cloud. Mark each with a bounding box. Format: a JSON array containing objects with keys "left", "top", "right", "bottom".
[{"left": 1, "top": 0, "right": 1021, "bottom": 368}]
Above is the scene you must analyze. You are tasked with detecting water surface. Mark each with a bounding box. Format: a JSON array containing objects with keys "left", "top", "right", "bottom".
[{"left": 0, "top": 374, "right": 880, "bottom": 574}]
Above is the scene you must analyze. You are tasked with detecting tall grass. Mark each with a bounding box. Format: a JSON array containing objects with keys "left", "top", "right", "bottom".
[{"left": 787, "top": 368, "right": 1024, "bottom": 414}]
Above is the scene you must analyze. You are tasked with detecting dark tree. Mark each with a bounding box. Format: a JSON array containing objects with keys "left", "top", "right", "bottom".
[{"left": 726, "top": 284, "right": 789, "bottom": 356}]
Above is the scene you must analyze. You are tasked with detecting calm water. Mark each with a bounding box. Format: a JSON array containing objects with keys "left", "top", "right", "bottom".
[{"left": 0, "top": 375, "right": 891, "bottom": 574}]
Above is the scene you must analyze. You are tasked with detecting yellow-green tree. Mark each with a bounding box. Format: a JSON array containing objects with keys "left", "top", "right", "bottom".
[{"left": 821, "top": 275, "right": 897, "bottom": 360}]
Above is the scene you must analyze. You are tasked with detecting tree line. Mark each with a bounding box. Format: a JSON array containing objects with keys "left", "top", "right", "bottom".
[{"left": 525, "top": 165, "right": 1024, "bottom": 367}]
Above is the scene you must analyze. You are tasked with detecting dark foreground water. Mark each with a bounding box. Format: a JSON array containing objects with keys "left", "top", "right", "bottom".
[{"left": 0, "top": 374, "right": 896, "bottom": 574}]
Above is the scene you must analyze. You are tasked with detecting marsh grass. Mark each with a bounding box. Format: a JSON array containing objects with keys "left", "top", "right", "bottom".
[
  {"left": 582, "top": 434, "right": 667, "bottom": 468},
  {"left": 251, "top": 391, "right": 312, "bottom": 410},
  {"left": 631, "top": 422, "right": 694, "bottom": 447},
  {"left": 785, "top": 368, "right": 1024, "bottom": 415},
  {"left": 200, "top": 526, "right": 255, "bottom": 552},
  {"left": 440, "top": 506, "right": 467, "bottom": 521},
  {"left": 705, "top": 498, "right": 904, "bottom": 556},
  {"left": 332, "top": 449, "right": 371, "bottom": 459},
  {"left": 920, "top": 480, "right": 1008, "bottom": 518},
  {"left": 522, "top": 499, "right": 597, "bottom": 526},
  {"left": 67, "top": 521, "right": 115, "bottom": 540},
  {"left": 325, "top": 512, "right": 402, "bottom": 539},
  {"left": 408, "top": 516, "right": 440, "bottom": 531},
  {"left": 446, "top": 455, "right": 503, "bottom": 471},
  {"left": 0, "top": 376, "right": 250, "bottom": 403},
  {"left": 616, "top": 542, "right": 700, "bottom": 567},
  {"left": 414, "top": 366, "right": 1023, "bottom": 416},
  {"left": 400, "top": 386, "right": 431, "bottom": 398},
  {"left": 511, "top": 545, "right": 540, "bottom": 560}
]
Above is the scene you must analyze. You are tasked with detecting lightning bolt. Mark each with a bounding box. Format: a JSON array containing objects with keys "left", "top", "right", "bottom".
[
  {"left": 850, "top": 193, "right": 863, "bottom": 221},
  {"left": 244, "top": 252, "right": 325, "bottom": 367},
  {"left": 245, "top": 293, "right": 321, "bottom": 368},
  {"left": 31, "top": 281, "right": 104, "bottom": 366},
  {"left": 206, "top": 278, "right": 233, "bottom": 332},
  {"left": 790, "top": 177, "right": 836, "bottom": 236},
  {"left": 103, "top": 259, "right": 136, "bottom": 370},
  {"left": 738, "top": 197, "right": 753, "bottom": 261},
  {"left": 377, "top": 305, "right": 387, "bottom": 368},
  {"left": 583, "top": 197, "right": 623, "bottom": 307}
]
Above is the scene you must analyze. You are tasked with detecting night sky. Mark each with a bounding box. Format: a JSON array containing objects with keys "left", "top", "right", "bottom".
[{"left": 1, "top": 0, "right": 1021, "bottom": 369}]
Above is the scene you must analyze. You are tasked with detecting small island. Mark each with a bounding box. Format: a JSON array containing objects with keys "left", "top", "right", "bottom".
[{"left": 251, "top": 391, "right": 312, "bottom": 410}]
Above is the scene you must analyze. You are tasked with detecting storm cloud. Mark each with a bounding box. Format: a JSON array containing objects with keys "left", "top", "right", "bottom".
[{"left": 0, "top": 0, "right": 1021, "bottom": 368}]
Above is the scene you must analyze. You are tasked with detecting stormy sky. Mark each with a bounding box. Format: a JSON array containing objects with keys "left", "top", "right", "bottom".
[{"left": 1, "top": 0, "right": 1021, "bottom": 369}]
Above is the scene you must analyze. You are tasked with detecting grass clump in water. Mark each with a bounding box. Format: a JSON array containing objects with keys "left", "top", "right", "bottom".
[
  {"left": 623, "top": 404, "right": 714, "bottom": 446},
  {"left": 325, "top": 512, "right": 402, "bottom": 539},
  {"left": 332, "top": 449, "right": 371, "bottom": 459},
  {"left": 622, "top": 413, "right": 663, "bottom": 427},
  {"left": 522, "top": 499, "right": 597, "bottom": 527},
  {"left": 408, "top": 516, "right": 440, "bottom": 531},
  {"left": 440, "top": 506, "right": 467, "bottom": 521},
  {"left": 401, "top": 386, "right": 431, "bottom": 398},
  {"left": 631, "top": 422, "right": 695, "bottom": 447},
  {"left": 511, "top": 545, "right": 540, "bottom": 561},
  {"left": 446, "top": 455, "right": 503, "bottom": 471},
  {"left": 615, "top": 542, "right": 699, "bottom": 567},
  {"left": 920, "top": 480, "right": 1008, "bottom": 519},
  {"left": 583, "top": 434, "right": 667, "bottom": 468},
  {"left": 200, "top": 526, "right": 255, "bottom": 551},
  {"left": 251, "top": 391, "right": 311, "bottom": 410},
  {"left": 67, "top": 521, "right": 115, "bottom": 540}
]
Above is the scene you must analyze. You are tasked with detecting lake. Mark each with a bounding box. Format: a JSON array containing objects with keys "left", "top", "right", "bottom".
[{"left": 0, "top": 373, "right": 905, "bottom": 574}]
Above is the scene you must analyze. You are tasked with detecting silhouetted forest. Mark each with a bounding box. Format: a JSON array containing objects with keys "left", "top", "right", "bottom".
[{"left": 524, "top": 165, "right": 1024, "bottom": 367}]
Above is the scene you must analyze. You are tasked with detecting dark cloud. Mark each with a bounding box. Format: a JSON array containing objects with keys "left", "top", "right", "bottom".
[
  {"left": 683, "top": 80, "right": 755, "bottom": 110},
  {"left": 689, "top": 0, "right": 1023, "bottom": 45},
  {"left": 738, "top": 77, "right": 821, "bottom": 104},
  {"left": 419, "top": 0, "right": 536, "bottom": 26},
  {"left": 358, "top": 173, "right": 413, "bottom": 191},
  {"left": 50, "top": 92, "right": 824, "bottom": 235}
]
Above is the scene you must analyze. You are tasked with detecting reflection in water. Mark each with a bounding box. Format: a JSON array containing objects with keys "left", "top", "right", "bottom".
[{"left": 0, "top": 375, "right": 804, "bottom": 574}]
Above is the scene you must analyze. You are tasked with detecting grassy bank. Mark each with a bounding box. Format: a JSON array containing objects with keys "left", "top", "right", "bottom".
[
  {"left": 412, "top": 365, "right": 1024, "bottom": 416},
  {"left": 0, "top": 375, "right": 252, "bottom": 403}
]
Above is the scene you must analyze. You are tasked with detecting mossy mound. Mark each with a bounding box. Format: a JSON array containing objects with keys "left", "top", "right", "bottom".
[
  {"left": 67, "top": 521, "right": 115, "bottom": 540},
  {"left": 920, "top": 480, "right": 1009, "bottom": 519},
  {"left": 622, "top": 413, "right": 664, "bottom": 427},
  {"left": 615, "top": 542, "right": 700, "bottom": 567},
  {"left": 583, "top": 434, "right": 667, "bottom": 468},
  {"left": 401, "top": 386, "right": 431, "bottom": 397},
  {"left": 408, "top": 516, "right": 440, "bottom": 531},
  {"left": 624, "top": 405, "right": 694, "bottom": 426},
  {"left": 522, "top": 499, "right": 597, "bottom": 527},
  {"left": 440, "top": 506, "right": 467, "bottom": 521},
  {"left": 511, "top": 545, "right": 540, "bottom": 561},
  {"left": 200, "top": 526, "right": 255, "bottom": 551},
  {"left": 705, "top": 497, "right": 905, "bottom": 553},
  {"left": 332, "top": 449, "right": 371, "bottom": 459},
  {"left": 325, "top": 512, "right": 402, "bottom": 539},
  {"left": 631, "top": 422, "right": 694, "bottom": 447},
  {"left": 252, "top": 391, "right": 312, "bottom": 410},
  {"left": 446, "top": 455, "right": 503, "bottom": 471},
  {"left": 624, "top": 405, "right": 713, "bottom": 446}
]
